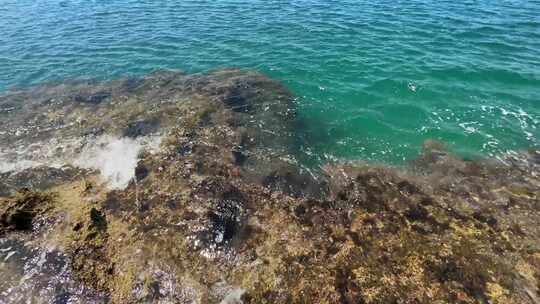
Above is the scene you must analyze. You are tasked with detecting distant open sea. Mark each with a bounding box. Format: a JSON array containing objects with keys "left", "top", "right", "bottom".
[{"left": 1, "top": 0, "right": 538, "bottom": 164}]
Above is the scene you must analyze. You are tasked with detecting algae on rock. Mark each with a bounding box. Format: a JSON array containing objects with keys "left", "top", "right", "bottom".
[{"left": 0, "top": 69, "right": 539, "bottom": 304}]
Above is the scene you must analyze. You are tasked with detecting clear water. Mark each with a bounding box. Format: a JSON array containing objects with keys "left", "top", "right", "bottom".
[{"left": 1, "top": 0, "right": 539, "bottom": 164}]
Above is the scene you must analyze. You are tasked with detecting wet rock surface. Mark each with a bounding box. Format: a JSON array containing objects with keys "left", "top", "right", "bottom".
[
  {"left": 0, "top": 69, "right": 539, "bottom": 304},
  {"left": 0, "top": 189, "right": 55, "bottom": 234},
  {"left": 0, "top": 238, "right": 108, "bottom": 304}
]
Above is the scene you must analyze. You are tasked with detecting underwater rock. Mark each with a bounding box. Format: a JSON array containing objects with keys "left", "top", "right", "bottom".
[
  {"left": 123, "top": 119, "right": 161, "bottom": 138},
  {"left": 206, "top": 199, "right": 243, "bottom": 246},
  {"left": 0, "top": 69, "right": 539, "bottom": 304},
  {"left": 74, "top": 90, "right": 111, "bottom": 104}
]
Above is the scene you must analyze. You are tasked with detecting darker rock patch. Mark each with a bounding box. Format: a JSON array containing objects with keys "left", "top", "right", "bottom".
[
  {"left": 263, "top": 166, "right": 326, "bottom": 198},
  {"left": 74, "top": 91, "right": 111, "bottom": 104},
  {"left": 223, "top": 85, "right": 251, "bottom": 113},
  {"left": 208, "top": 200, "right": 241, "bottom": 245},
  {"left": 123, "top": 119, "right": 160, "bottom": 138},
  {"left": 119, "top": 77, "right": 144, "bottom": 93},
  {"left": 135, "top": 163, "right": 149, "bottom": 181},
  {"left": 232, "top": 148, "right": 248, "bottom": 166},
  {"left": 0, "top": 189, "right": 53, "bottom": 234}
]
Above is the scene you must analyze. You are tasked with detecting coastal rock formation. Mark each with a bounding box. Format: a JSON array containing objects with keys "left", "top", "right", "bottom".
[{"left": 0, "top": 70, "right": 539, "bottom": 304}]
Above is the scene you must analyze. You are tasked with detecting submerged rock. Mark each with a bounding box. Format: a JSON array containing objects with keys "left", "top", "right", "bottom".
[{"left": 0, "top": 69, "right": 539, "bottom": 304}]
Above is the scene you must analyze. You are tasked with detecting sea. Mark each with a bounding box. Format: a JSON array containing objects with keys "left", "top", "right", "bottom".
[{"left": 1, "top": 0, "right": 538, "bottom": 164}]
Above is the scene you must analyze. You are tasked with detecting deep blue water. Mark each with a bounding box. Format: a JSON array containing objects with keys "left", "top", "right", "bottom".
[{"left": 1, "top": 0, "right": 539, "bottom": 163}]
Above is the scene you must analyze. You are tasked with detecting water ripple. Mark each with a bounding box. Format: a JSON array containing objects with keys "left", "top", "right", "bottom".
[{"left": 0, "top": 0, "right": 538, "bottom": 163}]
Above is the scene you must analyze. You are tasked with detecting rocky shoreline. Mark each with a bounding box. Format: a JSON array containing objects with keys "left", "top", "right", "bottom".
[{"left": 1, "top": 69, "right": 539, "bottom": 303}]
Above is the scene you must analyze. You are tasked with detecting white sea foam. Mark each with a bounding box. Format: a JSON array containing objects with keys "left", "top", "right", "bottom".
[
  {"left": 73, "top": 136, "right": 141, "bottom": 189},
  {"left": 74, "top": 135, "right": 161, "bottom": 190},
  {"left": 0, "top": 155, "right": 48, "bottom": 173},
  {"left": 220, "top": 288, "right": 245, "bottom": 304},
  {"left": 0, "top": 134, "right": 162, "bottom": 190}
]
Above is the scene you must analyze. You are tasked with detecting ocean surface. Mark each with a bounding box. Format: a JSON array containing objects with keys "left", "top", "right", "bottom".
[{"left": 1, "top": 0, "right": 539, "bottom": 164}]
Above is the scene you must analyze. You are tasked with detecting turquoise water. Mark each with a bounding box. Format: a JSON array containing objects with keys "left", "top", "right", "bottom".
[{"left": 1, "top": 0, "right": 539, "bottom": 164}]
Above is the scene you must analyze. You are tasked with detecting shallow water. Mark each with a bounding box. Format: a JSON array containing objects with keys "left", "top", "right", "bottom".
[{"left": 1, "top": 0, "right": 539, "bottom": 163}]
